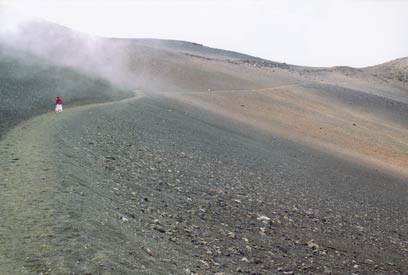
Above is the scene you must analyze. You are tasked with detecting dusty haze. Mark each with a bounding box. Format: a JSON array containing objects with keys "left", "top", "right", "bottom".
[{"left": 1, "top": 0, "right": 408, "bottom": 67}]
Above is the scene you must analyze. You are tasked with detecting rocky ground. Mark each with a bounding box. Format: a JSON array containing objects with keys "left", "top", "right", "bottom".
[
  {"left": 1, "top": 19, "right": 408, "bottom": 275},
  {"left": 2, "top": 93, "right": 406, "bottom": 275}
]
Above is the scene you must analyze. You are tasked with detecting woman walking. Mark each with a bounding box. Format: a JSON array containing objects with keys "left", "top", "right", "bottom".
[{"left": 55, "top": 96, "right": 63, "bottom": 113}]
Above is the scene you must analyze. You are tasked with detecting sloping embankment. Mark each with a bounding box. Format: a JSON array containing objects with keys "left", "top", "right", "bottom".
[{"left": 1, "top": 92, "right": 407, "bottom": 274}]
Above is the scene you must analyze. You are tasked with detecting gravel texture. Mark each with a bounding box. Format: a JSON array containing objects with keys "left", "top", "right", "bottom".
[
  {"left": 1, "top": 20, "right": 407, "bottom": 275},
  {"left": 2, "top": 94, "right": 405, "bottom": 274}
]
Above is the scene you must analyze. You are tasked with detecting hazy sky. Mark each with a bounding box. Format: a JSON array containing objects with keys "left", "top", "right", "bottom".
[{"left": 1, "top": 0, "right": 407, "bottom": 67}]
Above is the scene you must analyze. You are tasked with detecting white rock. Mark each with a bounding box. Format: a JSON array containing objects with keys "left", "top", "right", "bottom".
[
  {"left": 199, "top": 260, "right": 209, "bottom": 268},
  {"left": 257, "top": 215, "right": 271, "bottom": 224}
]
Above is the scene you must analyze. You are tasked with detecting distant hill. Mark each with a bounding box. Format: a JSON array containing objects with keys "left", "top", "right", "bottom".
[
  {"left": 365, "top": 57, "right": 408, "bottom": 83},
  {"left": 2, "top": 19, "right": 291, "bottom": 89},
  {"left": 113, "top": 38, "right": 257, "bottom": 61},
  {"left": 1, "top": 19, "right": 407, "bottom": 137},
  {"left": 0, "top": 19, "right": 287, "bottom": 135}
]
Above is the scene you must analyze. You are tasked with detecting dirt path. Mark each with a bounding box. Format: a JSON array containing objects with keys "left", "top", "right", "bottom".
[
  {"left": 0, "top": 111, "right": 59, "bottom": 274},
  {"left": 0, "top": 95, "right": 143, "bottom": 274}
]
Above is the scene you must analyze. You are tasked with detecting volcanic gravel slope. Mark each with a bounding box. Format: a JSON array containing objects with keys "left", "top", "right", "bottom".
[
  {"left": 1, "top": 20, "right": 408, "bottom": 275},
  {"left": 365, "top": 57, "right": 408, "bottom": 83},
  {"left": 1, "top": 94, "right": 407, "bottom": 275}
]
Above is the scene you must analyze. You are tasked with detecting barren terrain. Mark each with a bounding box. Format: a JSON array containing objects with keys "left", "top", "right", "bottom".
[{"left": 0, "top": 20, "right": 407, "bottom": 275}]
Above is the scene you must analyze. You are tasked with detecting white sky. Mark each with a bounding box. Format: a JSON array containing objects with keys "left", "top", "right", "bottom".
[{"left": 1, "top": 0, "right": 407, "bottom": 67}]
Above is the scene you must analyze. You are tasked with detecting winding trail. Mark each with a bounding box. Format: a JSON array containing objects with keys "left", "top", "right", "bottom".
[{"left": 0, "top": 94, "right": 144, "bottom": 274}]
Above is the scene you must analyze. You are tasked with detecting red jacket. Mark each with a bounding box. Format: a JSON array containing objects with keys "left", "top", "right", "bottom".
[{"left": 55, "top": 97, "right": 63, "bottom": 105}]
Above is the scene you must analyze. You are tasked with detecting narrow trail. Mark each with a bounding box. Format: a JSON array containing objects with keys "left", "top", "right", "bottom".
[
  {"left": 148, "top": 84, "right": 302, "bottom": 95},
  {"left": 0, "top": 94, "right": 144, "bottom": 274},
  {"left": 0, "top": 111, "right": 59, "bottom": 274}
]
